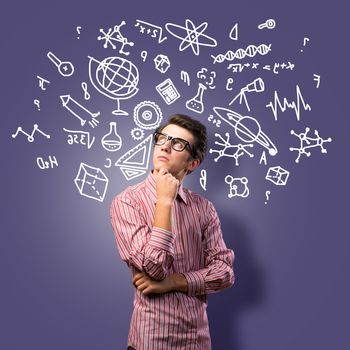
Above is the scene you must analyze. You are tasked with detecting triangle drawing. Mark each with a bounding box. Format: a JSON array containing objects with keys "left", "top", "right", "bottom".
[
  {"left": 115, "top": 134, "right": 153, "bottom": 181},
  {"left": 120, "top": 167, "right": 147, "bottom": 181}
]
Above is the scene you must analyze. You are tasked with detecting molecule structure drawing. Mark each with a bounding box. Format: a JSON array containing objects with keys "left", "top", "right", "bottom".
[
  {"left": 165, "top": 19, "right": 217, "bottom": 56},
  {"left": 225, "top": 176, "right": 250, "bottom": 198},
  {"left": 12, "top": 124, "right": 50, "bottom": 143},
  {"left": 289, "top": 127, "right": 332, "bottom": 163},
  {"left": 209, "top": 133, "right": 254, "bottom": 166},
  {"left": 98, "top": 21, "right": 134, "bottom": 55}
]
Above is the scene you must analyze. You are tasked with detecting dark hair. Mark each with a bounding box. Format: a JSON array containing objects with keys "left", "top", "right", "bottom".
[{"left": 155, "top": 114, "right": 207, "bottom": 164}]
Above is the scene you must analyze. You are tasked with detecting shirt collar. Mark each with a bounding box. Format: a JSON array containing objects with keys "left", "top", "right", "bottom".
[{"left": 146, "top": 171, "right": 188, "bottom": 205}]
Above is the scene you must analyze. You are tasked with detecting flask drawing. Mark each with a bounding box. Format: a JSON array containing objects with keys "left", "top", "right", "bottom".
[
  {"left": 186, "top": 83, "right": 207, "bottom": 114},
  {"left": 101, "top": 122, "right": 122, "bottom": 151}
]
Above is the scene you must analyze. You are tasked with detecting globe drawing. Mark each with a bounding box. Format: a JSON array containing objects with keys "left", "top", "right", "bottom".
[{"left": 88, "top": 55, "right": 139, "bottom": 115}]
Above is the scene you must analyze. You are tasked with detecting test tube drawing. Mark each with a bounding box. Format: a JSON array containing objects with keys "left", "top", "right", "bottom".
[
  {"left": 186, "top": 83, "right": 207, "bottom": 114},
  {"left": 60, "top": 95, "right": 100, "bottom": 127}
]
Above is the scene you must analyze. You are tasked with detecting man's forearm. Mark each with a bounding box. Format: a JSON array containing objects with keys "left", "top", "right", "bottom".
[
  {"left": 154, "top": 200, "right": 172, "bottom": 231},
  {"left": 170, "top": 273, "right": 188, "bottom": 293}
]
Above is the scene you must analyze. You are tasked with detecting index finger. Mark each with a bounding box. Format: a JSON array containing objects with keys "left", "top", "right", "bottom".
[{"left": 158, "top": 168, "right": 169, "bottom": 176}]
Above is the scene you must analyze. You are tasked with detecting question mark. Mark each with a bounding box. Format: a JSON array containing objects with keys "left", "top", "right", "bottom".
[
  {"left": 265, "top": 190, "right": 271, "bottom": 204},
  {"left": 300, "top": 37, "right": 310, "bottom": 52},
  {"left": 34, "top": 99, "right": 40, "bottom": 111},
  {"left": 76, "top": 26, "right": 82, "bottom": 39}
]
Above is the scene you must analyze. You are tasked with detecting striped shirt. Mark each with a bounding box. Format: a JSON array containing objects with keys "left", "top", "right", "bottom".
[{"left": 110, "top": 171, "right": 235, "bottom": 350}]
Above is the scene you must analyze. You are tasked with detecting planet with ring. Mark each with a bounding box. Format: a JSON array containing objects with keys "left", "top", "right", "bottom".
[{"left": 213, "top": 107, "right": 278, "bottom": 156}]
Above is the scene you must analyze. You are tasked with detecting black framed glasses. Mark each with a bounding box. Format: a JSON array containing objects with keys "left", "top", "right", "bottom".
[{"left": 153, "top": 132, "right": 193, "bottom": 154}]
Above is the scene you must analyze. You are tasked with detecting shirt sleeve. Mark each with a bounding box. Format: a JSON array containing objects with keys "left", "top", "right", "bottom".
[
  {"left": 110, "top": 192, "right": 175, "bottom": 280},
  {"left": 182, "top": 200, "right": 235, "bottom": 296}
]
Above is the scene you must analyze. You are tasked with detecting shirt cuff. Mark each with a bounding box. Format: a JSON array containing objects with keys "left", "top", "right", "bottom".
[
  {"left": 182, "top": 270, "right": 206, "bottom": 296},
  {"left": 148, "top": 226, "right": 175, "bottom": 254}
]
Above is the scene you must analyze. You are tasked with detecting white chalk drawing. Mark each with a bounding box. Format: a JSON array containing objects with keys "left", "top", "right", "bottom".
[
  {"left": 135, "top": 19, "right": 167, "bottom": 44},
  {"left": 199, "top": 169, "right": 207, "bottom": 191},
  {"left": 33, "top": 99, "right": 40, "bottom": 111},
  {"left": 36, "top": 75, "right": 50, "bottom": 90},
  {"left": 300, "top": 37, "right": 310, "bottom": 52},
  {"left": 153, "top": 54, "right": 171, "bottom": 73},
  {"left": 12, "top": 124, "right": 50, "bottom": 142},
  {"left": 208, "top": 114, "right": 222, "bottom": 128},
  {"left": 210, "top": 133, "right": 254, "bottom": 166},
  {"left": 101, "top": 122, "right": 122, "bottom": 152},
  {"left": 115, "top": 134, "right": 153, "bottom": 181},
  {"left": 227, "top": 63, "right": 249, "bottom": 73},
  {"left": 81, "top": 82, "right": 91, "bottom": 100},
  {"left": 97, "top": 21, "right": 134, "bottom": 55},
  {"left": 88, "top": 55, "right": 139, "bottom": 116},
  {"left": 141, "top": 50, "right": 148, "bottom": 62},
  {"left": 131, "top": 128, "right": 145, "bottom": 141},
  {"left": 197, "top": 68, "right": 216, "bottom": 89},
  {"left": 266, "top": 85, "right": 311, "bottom": 121},
  {"left": 229, "top": 23, "right": 238, "bottom": 40},
  {"left": 313, "top": 74, "right": 321, "bottom": 88},
  {"left": 227, "top": 61, "right": 295, "bottom": 74},
  {"left": 263, "top": 62, "right": 295, "bottom": 74},
  {"left": 229, "top": 77, "right": 265, "bottom": 112},
  {"left": 37, "top": 155, "right": 58, "bottom": 170},
  {"left": 133, "top": 101, "right": 163, "bottom": 130},
  {"left": 259, "top": 151, "right": 267, "bottom": 165},
  {"left": 47, "top": 51, "right": 74, "bottom": 77},
  {"left": 213, "top": 106, "right": 278, "bottom": 156},
  {"left": 76, "top": 26, "right": 82, "bottom": 39},
  {"left": 265, "top": 166, "right": 290, "bottom": 185},
  {"left": 211, "top": 44, "right": 271, "bottom": 64},
  {"left": 17, "top": 17, "right": 333, "bottom": 206},
  {"left": 289, "top": 127, "right": 332, "bottom": 163},
  {"left": 225, "top": 176, "right": 249, "bottom": 198},
  {"left": 258, "top": 19, "right": 276, "bottom": 30},
  {"left": 180, "top": 70, "right": 190, "bottom": 86},
  {"left": 226, "top": 78, "right": 234, "bottom": 91},
  {"left": 63, "top": 128, "right": 95, "bottom": 149},
  {"left": 165, "top": 19, "right": 217, "bottom": 56},
  {"left": 156, "top": 78, "right": 180, "bottom": 105},
  {"left": 60, "top": 94, "right": 100, "bottom": 128},
  {"left": 74, "top": 163, "right": 109, "bottom": 202},
  {"left": 104, "top": 158, "right": 112, "bottom": 169},
  {"left": 186, "top": 83, "right": 207, "bottom": 114}
]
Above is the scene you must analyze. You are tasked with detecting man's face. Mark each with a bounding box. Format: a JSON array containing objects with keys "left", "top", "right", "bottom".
[{"left": 153, "top": 124, "right": 199, "bottom": 179}]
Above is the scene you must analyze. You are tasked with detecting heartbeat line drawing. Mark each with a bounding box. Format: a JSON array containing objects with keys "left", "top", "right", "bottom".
[
  {"left": 12, "top": 124, "right": 50, "bottom": 142},
  {"left": 266, "top": 85, "right": 311, "bottom": 121}
]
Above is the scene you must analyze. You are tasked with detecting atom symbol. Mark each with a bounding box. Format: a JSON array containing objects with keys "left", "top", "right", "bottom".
[{"left": 165, "top": 19, "right": 217, "bottom": 56}]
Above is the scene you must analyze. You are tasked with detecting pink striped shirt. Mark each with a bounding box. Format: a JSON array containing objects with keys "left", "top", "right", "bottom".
[{"left": 110, "top": 171, "right": 235, "bottom": 349}]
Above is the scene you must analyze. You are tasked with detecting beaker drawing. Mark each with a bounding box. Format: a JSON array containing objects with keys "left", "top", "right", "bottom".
[
  {"left": 101, "top": 122, "right": 122, "bottom": 151},
  {"left": 186, "top": 83, "right": 207, "bottom": 114}
]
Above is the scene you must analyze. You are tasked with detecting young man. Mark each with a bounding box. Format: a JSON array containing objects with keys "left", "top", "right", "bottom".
[{"left": 110, "top": 114, "right": 235, "bottom": 350}]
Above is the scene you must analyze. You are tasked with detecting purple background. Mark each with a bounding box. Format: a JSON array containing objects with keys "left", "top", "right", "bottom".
[{"left": 2, "top": 0, "right": 349, "bottom": 349}]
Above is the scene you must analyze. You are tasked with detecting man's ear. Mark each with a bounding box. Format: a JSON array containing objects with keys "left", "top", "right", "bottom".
[{"left": 187, "top": 158, "right": 200, "bottom": 172}]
